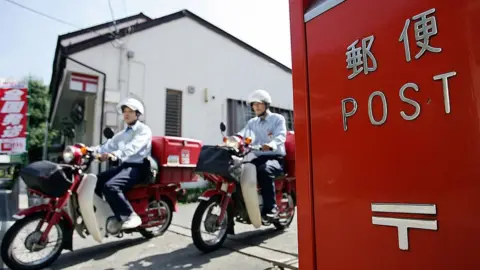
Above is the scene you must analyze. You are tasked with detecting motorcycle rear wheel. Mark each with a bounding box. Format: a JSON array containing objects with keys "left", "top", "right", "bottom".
[
  {"left": 139, "top": 198, "right": 173, "bottom": 238},
  {"left": 1, "top": 211, "right": 68, "bottom": 270},
  {"left": 273, "top": 193, "right": 296, "bottom": 230},
  {"left": 191, "top": 197, "right": 229, "bottom": 253}
]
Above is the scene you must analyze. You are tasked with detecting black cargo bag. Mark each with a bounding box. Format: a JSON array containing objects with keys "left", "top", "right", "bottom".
[
  {"left": 20, "top": 160, "right": 73, "bottom": 198},
  {"left": 195, "top": 145, "right": 234, "bottom": 178}
]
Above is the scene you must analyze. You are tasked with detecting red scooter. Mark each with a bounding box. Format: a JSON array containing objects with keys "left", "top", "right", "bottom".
[
  {"left": 190, "top": 123, "right": 296, "bottom": 252},
  {"left": 0, "top": 128, "right": 202, "bottom": 270}
]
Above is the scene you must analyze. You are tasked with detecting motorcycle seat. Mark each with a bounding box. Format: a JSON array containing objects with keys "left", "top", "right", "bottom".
[{"left": 136, "top": 156, "right": 158, "bottom": 186}]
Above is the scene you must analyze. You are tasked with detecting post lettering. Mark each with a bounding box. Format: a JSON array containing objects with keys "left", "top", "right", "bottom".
[
  {"left": 399, "top": 83, "right": 421, "bottom": 121},
  {"left": 433, "top": 71, "right": 457, "bottom": 114},
  {"left": 341, "top": 98, "right": 358, "bottom": 131},
  {"left": 368, "top": 91, "right": 387, "bottom": 125}
]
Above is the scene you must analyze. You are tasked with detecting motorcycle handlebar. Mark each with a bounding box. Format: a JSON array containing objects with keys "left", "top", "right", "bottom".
[
  {"left": 218, "top": 137, "right": 273, "bottom": 157},
  {"left": 225, "top": 144, "right": 273, "bottom": 157},
  {"left": 77, "top": 150, "right": 117, "bottom": 170},
  {"left": 248, "top": 145, "right": 262, "bottom": 151},
  {"left": 62, "top": 145, "right": 117, "bottom": 171},
  {"left": 94, "top": 153, "right": 118, "bottom": 162}
]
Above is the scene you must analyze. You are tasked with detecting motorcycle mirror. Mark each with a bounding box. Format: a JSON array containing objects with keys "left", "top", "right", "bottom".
[
  {"left": 220, "top": 122, "right": 226, "bottom": 132},
  {"left": 103, "top": 127, "right": 114, "bottom": 139}
]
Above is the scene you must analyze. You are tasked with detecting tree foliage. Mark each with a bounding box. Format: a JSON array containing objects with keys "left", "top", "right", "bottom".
[{"left": 26, "top": 79, "right": 59, "bottom": 149}]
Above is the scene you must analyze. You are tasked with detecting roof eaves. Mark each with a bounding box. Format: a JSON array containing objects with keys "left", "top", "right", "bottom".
[
  {"left": 65, "top": 10, "right": 185, "bottom": 55},
  {"left": 65, "top": 9, "right": 291, "bottom": 73},
  {"left": 59, "top": 13, "right": 152, "bottom": 40}
]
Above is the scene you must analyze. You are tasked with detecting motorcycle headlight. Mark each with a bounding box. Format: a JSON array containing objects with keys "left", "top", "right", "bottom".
[
  {"left": 224, "top": 136, "right": 240, "bottom": 149},
  {"left": 62, "top": 146, "right": 75, "bottom": 163}
]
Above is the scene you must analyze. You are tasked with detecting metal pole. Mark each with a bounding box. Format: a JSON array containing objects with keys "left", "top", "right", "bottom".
[{"left": 42, "top": 120, "right": 48, "bottom": 160}]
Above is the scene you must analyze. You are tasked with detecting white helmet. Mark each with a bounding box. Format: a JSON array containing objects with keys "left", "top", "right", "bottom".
[
  {"left": 116, "top": 97, "right": 144, "bottom": 115},
  {"left": 248, "top": 89, "right": 272, "bottom": 105}
]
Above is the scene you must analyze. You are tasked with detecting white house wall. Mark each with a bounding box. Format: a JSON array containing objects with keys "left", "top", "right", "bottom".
[{"left": 69, "top": 16, "right": 293, "bottom": 146}]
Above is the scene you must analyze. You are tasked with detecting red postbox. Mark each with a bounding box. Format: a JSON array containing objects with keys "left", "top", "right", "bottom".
[{"left": 289, "top": 0, "right": 480, "bottom": 269}]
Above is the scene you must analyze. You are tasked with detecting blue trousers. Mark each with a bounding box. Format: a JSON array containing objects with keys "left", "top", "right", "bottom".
[
  {"left": 251, "top": 156, "right": 284, "bottom": 214},
  {"left": 94, "top": 163, "right": 144, "bottom": 221}
]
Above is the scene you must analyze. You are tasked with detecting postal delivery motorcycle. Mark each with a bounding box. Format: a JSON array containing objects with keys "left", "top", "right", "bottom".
[
  {"left": 190, "top": 122, "right": 296, "bottom": 252},
  {"left": 0, "top": 128, "right": 188, "bottom": 270}
]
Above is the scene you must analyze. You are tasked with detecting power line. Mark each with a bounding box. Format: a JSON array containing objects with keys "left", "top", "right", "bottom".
[
  {"left": 4, "top": 0, "right": 82, "bottom": 29},
  {"left": 4, "top": 0, "right": 114, "bottom": 39},
  {"left": 5, "top": 0, "right": 129, "bottom": 51},
  {"left": 108, "top": 0, "right": 119, "bottom": 33}
]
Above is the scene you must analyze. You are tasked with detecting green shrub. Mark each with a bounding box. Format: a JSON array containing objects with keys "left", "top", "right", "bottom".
[{"left": 179, "top": 182, "right": 215, "bottom": 204}]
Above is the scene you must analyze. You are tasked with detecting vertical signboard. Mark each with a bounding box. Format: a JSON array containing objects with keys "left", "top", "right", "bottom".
[{"left": 0, "top": 82, "right": 28, "bottom": 154}]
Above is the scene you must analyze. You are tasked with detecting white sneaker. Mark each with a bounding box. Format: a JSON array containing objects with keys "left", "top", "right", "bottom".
[{"left": 121, "top": 213, "right": 142, "bottom": 229}]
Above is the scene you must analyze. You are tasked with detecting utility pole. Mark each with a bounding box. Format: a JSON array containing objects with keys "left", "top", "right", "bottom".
[{"left": 42, "top": 119, "right": 48, "bottom": 160}]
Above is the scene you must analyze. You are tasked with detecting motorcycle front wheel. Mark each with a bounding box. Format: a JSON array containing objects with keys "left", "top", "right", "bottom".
[
  {"left": 1, "top": 211, "right": 68, "bottom": 270},
  {"left": 191, "top": 196, "right": 229, "bottom": 253}
]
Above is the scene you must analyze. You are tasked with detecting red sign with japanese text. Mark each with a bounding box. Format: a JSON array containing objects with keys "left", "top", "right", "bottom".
[{"left": 0, "top": 84, "right": 28, "bottom": 153}]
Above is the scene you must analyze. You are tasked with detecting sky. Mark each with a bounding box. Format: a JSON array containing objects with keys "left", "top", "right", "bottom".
[{"left": 0, "top": 0, "right": 292, "bottom": 85}]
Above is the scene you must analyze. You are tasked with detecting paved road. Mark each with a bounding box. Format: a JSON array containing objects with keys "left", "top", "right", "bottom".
[
  {"left": 173, "top": 203, "right": 299, "bottom": 256},
  {"left": 1, "top": 201, "right": 298, "bottom": 270}
]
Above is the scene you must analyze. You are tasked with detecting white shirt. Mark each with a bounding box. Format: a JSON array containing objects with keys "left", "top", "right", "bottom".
[
  {"left": 98, "top": 121, "right": 152, "bottom": 163},
  {"left": 237, "top": 110, "right": 287, "bottom": 157}
]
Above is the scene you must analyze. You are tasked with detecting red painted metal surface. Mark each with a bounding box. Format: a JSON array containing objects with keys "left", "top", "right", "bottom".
[
  {"left": 151, "top": 136, "right": 202, "bottom": 183},
  {"left": 290, "top": 0, "right": 480, "bottom": 269},
  {"left": 289, "top": 0, "right": 316, "bottom": 269},
  {"left": 284, "top": 131, "right": 296, "bottom": 177},
  {"left": 15, "top": 204, "right": 73, "bottom": 229}
]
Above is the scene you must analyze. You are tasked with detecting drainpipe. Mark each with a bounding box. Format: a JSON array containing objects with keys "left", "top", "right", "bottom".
[
  {"left": 117, "top": 44, "right": 126, "bottom": 129},
  {"left": 130, "top": 60, "right": 146, "bottom": 100},
  {"left": 128, "top": 57, "right": 147, "bottom": 122},
  {"left": 65, "top": 57, "right": 107, "bottom": 172}
]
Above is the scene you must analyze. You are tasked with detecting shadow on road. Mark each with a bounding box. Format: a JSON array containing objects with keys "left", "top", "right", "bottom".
[
  {"left": 225, "top": 227, "right": 295, "bottom": 255},
  {"left": 52, "top": 238, "right": 148, "bottom": 269},
  {"left": 228, "top": 227, "right": 286, "bottom": 245},
  {"left": 122, "top": 228, "right": 289, "bottom": 270},
  {"left": 50, "top": 228, "right": 288, "bottom": 270},
  {"left": 117, "top": 243, "right": 233, "bottom": 270}
]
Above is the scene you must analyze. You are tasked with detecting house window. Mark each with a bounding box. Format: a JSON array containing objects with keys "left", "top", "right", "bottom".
[
  {"left": 165, "top": 89, "right": 182, "bottom": 136},
  {"left": 226, "top": 98, "right": 294, "bottom": 134}
]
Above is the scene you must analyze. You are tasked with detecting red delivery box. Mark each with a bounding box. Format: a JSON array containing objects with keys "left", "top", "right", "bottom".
[{"left": 151, "top": 136, "right": 202, "bottom": 184}]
